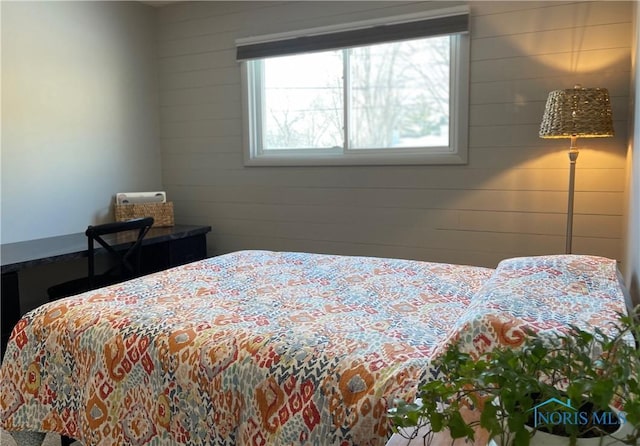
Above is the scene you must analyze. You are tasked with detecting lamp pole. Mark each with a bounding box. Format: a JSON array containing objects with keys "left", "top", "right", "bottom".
[{"left": 566, "top": 135, "right": 578, "bottom": 255}]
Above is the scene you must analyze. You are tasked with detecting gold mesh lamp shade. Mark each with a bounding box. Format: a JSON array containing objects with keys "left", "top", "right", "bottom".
[
  {"left": 539, "top": 86, "right": 614, "bottom": 138},
  {"left": 539, "top": 85, "right": 614, "bottom": 254}
]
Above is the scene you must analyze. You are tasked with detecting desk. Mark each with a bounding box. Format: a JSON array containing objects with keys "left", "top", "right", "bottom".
[{"left": 1, "top": 224, "right": 212, "bottom": 356}]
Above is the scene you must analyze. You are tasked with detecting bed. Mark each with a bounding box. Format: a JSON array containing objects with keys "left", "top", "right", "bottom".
[{"left": 0, "top": 250, "right": 630, "bottom": 446}]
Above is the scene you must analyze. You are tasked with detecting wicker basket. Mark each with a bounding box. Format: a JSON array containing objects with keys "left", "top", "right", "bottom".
[{"left": 115, "top": 202, "right": 174, "bottom": 227}]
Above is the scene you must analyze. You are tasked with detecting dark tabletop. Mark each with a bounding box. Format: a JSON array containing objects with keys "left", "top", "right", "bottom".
[{"left": 0, "top": 224, "right": 211, "bottom": 274}]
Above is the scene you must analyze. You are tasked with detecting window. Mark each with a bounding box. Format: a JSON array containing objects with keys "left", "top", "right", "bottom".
[{"left": 237, "top": 7, "right": 469, "bottom": 166}]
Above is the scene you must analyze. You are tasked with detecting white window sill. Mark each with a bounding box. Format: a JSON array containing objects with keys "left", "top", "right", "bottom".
[{"left": 243, "top": 151, "right": 468, "bottom": 167}]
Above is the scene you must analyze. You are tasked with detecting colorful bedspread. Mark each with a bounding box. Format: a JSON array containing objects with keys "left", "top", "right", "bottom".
[
  {"left": 437, "top": 254, "right": 631, "bottom": 358},
  {"left": 0, "top": 250, "right": 494, "bottom": 446}
]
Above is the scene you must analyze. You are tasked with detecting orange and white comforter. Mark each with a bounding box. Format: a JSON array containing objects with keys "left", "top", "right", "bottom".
[{"left": 1, "top": 251, "right": 628, "bottom": 446}]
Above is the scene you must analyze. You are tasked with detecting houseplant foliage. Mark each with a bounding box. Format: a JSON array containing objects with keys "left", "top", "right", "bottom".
[{"left": 388, "top": 306, "right": 640, "bottom": 446}]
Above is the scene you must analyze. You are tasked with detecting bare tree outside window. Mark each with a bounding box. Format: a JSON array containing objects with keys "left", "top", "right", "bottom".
[
  {"left": 260, "top": 35, "right": 452, "bottom": 151},
  {"left": 351, "top": 36, "right": 450, "bottom": 149},
  {"left": 264, "top": 51, "right": 343, "bottom": 149}
]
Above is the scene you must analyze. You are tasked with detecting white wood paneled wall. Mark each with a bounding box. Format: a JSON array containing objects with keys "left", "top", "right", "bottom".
[{"left": 157, "top": 1, "right": 632, "bottom": 268}]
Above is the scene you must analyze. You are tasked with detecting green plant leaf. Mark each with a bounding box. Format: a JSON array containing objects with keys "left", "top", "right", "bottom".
[
  {"left": 448, "top": 411, "right": 473, "bottom": 440},
  {"left": 431, "top": 412, "right": 444, "bottom": 432}
]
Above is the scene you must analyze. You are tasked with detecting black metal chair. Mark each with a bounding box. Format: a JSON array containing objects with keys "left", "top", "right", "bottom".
[{"left": 47, "top": 217, "right": 154, "bottom": 300}]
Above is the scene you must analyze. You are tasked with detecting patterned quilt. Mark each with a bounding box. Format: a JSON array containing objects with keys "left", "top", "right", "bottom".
[
  {"left": 433, "top": 254, "right": 631, "bottom": 359},
  {"left": 0, "top": 250, "right": 494, "bottom": 446}
]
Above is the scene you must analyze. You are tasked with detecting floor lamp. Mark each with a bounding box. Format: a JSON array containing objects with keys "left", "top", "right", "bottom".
[{"left": 539, "top": 85, "right": 614, "bottom": 254}]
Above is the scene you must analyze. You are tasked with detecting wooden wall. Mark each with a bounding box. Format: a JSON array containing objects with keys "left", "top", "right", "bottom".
[
  {"left": 157, "top": 1, "right": 632, "bottom": 268},
  {"left": 625, "top": 2, "right": 639, "bottom": 306}
]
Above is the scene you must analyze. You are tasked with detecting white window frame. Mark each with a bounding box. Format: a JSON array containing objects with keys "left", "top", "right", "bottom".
[{"left": 238, "top": 8, "right": 470, "bottom": 167}]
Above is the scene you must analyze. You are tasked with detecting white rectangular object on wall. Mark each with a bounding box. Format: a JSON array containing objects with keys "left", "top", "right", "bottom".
[{"left": 116, "top": 191, "right": 166, "bottom": 205}]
